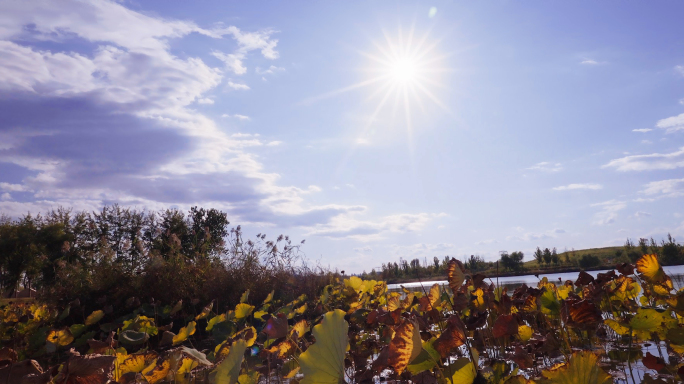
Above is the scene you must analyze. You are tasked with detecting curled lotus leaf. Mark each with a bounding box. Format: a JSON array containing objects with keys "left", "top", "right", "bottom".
[
  {"left": 173, "top": 321, "right": 196, "bottom": 346},
  {"left": 119, "top": 330, "right": 150, "bottom": 346},
  {"left": 538, "top": 351, "right": 611, "bottom": 384},
  {"left": 195, "top": 302, "right": 214, "bottom": 321},
  {"left": 562, "top": 299, "right": 602, "bottom": 330},
  {"left": 117, "top": 352, "right": 157, "bottom": 378},
  {"left": 447, "top": 258, "right": 466, "bottom": 293},
  {"left": 207, "top": 314, "right": 227, "bottom": 331},
  {"left": 142, "top": 358, "right": 172, "bottom": 384},
  {"left": 492, "top": 314, "right": 518, "bottom": 339},
  {"left": 636, "top": 254, "right": 673, "bottom": 292},
  {"left": 290, "top": 320, "right": 310, "bottom": 339},
  {"left": 299, "top": 309, "right": 349, "bottom": 384}
]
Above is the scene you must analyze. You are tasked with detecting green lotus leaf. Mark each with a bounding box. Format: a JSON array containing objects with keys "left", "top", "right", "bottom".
[
  {"left": 299, "top": 309, "right": 349, "bottom": 384},
  {"left": 540, "top": 289, "right": 560, "bottom": 316},
  {"left": 69, "top": 324, "right": 86, "bottom": 338},
  {"left": 212, "top": 339, "right": 247, "bottom": 384},
  {"left": 407, "top": 338, "right": 440, "bottom": 375}
]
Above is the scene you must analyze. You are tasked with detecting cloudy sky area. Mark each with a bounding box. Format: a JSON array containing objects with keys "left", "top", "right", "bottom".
[{"left": 1, "top": 1, "right": 684, "bottom": 273}]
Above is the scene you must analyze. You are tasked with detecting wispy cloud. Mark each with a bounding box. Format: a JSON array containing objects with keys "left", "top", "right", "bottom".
[
  {"left": 580, "top": 59, "right": 600, "bottom": 65},
  {"left": 353, "top": 246, "right": 372, "bottom": 254},
  {"left": 603, "top": 147, "right": 684, "bottom": 171},
  {"left": 675, "top": 65, "right": 684, "bottom": 77},
  {"left": 266, "top": 141, "right": 282, "bottom": 147},
  {"left": 222, "top": 114, "right": 250, "bottom": 120},
  {"left": 506, "top": 228, "right": 565, "bottom": 242},
  {"left": 197, "top": 98, "right": 214, "bottom": 105},
  {"left": 591, "top": 200, "right": 627, "bottom": 225},
  {"left": 307, "top": 212, "right": 447, "bottom": 241},
  {"left": 256, "top": 65, "right": 285, "bottom": 75},
  {"left": 526, "top": 161, "right": 562, "bottom": 172},
  {"left": 211, "top": 26, "right": 279, "bottom": 75},
  {"left": 656, "top": 113, "right": 684, "bottom": 133},
  {"left": 226, "top": 80, "right": 250, "bottom": 90},
  {"left": 552, "top": 183, "right": 602, "bottom": 191},
  {"left": 632, "top": 128, "right": 652, "bottom": 133},
  {"left": 641, "top": 178, "right": 684, "bottom": 198}
]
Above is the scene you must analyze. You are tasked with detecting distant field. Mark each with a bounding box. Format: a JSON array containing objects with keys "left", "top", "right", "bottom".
[{"left": 521, "top": 246, "right": 623, "bottom": 269}]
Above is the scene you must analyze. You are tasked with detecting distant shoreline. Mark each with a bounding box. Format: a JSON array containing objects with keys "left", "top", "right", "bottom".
[{"left": 384, "top": 264, "right": 627, "bottom": 285}]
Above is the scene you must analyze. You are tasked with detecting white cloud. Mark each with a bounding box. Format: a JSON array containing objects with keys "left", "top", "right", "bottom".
[
  {"left": 634, "top": 211, "right": 651, "bottom": 218},
  {"left": 552, "top": 183, "right": 602, "bottom": 191},
  {"left": 308, "top": 212, "right": 446, "bottom": 241},
  {"left": 656, "top": 113, "right": 684, "bottom": 133},
  {"left": 526, "top": 161, "right": 562, "bottom": 172},
  {"left": 506, "top": 228, "right": 564, "bottom": 242},
  {"left": 266, "top": 141, "right": 282, "bottom": 147},
  {"left": 476, "top": 239, "right": 498, "bottom": 245},
  {"left": 222, "top": 114, "right": 250, "bottom": 120},
  {"left": 0, "top": 192, "right": 10, "bottom": 201},
  {"left": 641, "top": 140, "right": 653, "bottom": 145},
  {"left": 353, "top": 246, "right": 372, "bottom": 254},
  {"left": 591, "top": 200, "right": 627, "bottom": 225},
  {"left": 603, "top": 147, "right": 684, "bottom": 171},
  {"left": 197, "top": 98, "right": 214, "bottom": 105},
  {"left": 211, "top": 26, "right": 278, "bottom": 75},
  {"left": 632, "top": 128, "right": 652, "bottom": 133},
  {"left": 390, "top": 243, "right": 456, "bottom": 257},
  {"left": 256, "top": 65, "right": 285, "bottom": 75},
  {"left": 0, "top": 182, "right": 30, "bottom": 192},
  {"left": 226, "top": 80, "right": 250, "bottom": 90},
  {"left": 580, "top": 59, "right": 599, "bottom": 65},
  {"left": 641, "top": 178, "right": 684, "bottom": 198}
]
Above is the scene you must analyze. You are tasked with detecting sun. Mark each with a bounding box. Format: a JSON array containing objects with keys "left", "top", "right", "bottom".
[{"left": 388, "top": 57, "right": 419, "bottom": 85}]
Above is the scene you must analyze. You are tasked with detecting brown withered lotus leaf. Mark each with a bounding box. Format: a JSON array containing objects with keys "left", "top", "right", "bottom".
[
  {"left": 419, "top": 284, "right": 441, "bottom": 312},
  {"left": 366, "top": 309, "right": 380, "bottom": 326},
  {"left": 575, "top": 271, "right": 595, "bottom": 286},
  {"left": 465, "top": 311, "right": 489, "bottom": 330},
  {"left": 642, "top": 352, "right": 666, "bottom": 371},
  {"left": 494, "top": 292, "right": 512, "bottom": 315},
  {"left": 446, "top": 258, "right": 466, "bottom": 293},
  {"left": 262, "top": 315, "right": 289, "bottom": 339},
  {"left": 581, "top": 284, "right": 604, "bottom": 303},
  {"left": 492, "top": 314, "right": 518, "bottom": 338},
  {"left": 595, "top": 270, "right": 617, "bottom": 285},
  {"left": 387, "top": 320, "right": 421, "bottom": 374},
  {"left": 616, "top": 263, "right": 635, "bottom": 276},
  {"left": 22, "top": 371, "right": 55, "bottom": 384},
  {"left": 53, "top": 352, "right": 116, "bottom": 384},
  {"left": 451, "top": 292, "right": 469, "bottom": 312},
  {"left": 433, "top": 314, "right": 467, "bottom": 358},
  {"left": 511, "top": 284, "right": 529, "bottom": 301},
  {"left": 471, "top": 273, "right": 487, "bottom": 289},
  {"left": 561, "top": 299, "right": 602, "bottom": 330},
  {"left": 370, "top": 348, "right": 390, "bottom": 373},
  {"left": 0, "top": 360, "right": 43, "bottom": 383},
  {"left": 377, "top": 308, "right": 403, "bottom": 325},
  {"left": 511, "top": 346, "right": 534, "bottom": 369},
  {"left": 0, "top": 348, "right": 17, "bottom": 364}
]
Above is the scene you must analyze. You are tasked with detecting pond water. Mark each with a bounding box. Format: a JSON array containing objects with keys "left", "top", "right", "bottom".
[{"left": 388, "top": 264, "right": 684, "bottom": 293}]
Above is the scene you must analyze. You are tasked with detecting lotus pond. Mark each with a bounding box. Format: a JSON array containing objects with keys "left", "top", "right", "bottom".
[{"left": 1, "top": 254, "right": 684, "bottom": 383}]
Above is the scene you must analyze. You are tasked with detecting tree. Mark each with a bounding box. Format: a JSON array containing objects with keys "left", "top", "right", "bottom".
[
  {"left": 433, "top": 256, "right": 440, "bottom": 272},
  {"left": 500, "top": 251, "right": 524, "bottom": 272},
  {"left": 534, "top": 247, "right": 544, "bottom": 266},
  {"left": 551, "top": 248, "right": 559, "bottom": 266},
  {"left": 542, "top": 248, "right": 552, "bottom": 266}
]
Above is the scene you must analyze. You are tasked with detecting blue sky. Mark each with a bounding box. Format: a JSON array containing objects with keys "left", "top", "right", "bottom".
[{"left": 1, "top": 1, "right": 684, "bottom": 273}]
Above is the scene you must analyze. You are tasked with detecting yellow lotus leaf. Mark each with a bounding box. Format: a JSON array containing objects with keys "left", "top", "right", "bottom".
[
  {"left": 118, "top": 352, "right": 157, "bottom": 379},
  {"left": 604, "top": 319, "right": 632, "bottom": 336},
  {"left": 407, "top": 338, "right": 440, "bottom": 375},
  {"left": 240, "top": 290, "right": 250, "bottom": 304},
  {"left": 215, "top": 340, "right": 231, "bottom": 360},
  {"left": 299, "top": 310, "right": 348, "bottom": 384},
  {"left": 235, "top": 304, "right": 255, "bottom": 320},
  {"left": 290, "top": 320, "right": 310, "bottom": 339},
  {"left": 471, "top": 288, "right": 486, "bottom": 311},
  {"left": 518, "top": 325, "right": 533, "bottom": 342},
  {"left": 177, "top": 357, "right": 198, "bottom": 375},
  {"left": 213, "top": 339, "right": 247, "bottom": 384},
  {"left": 173, "top": 321, "right": 196, "bottom": 346},
  {"left": 263, "top": 290, "right": 274, "bottom": 304},
  {"left": 540, "top": 289, "right": 560, "bottom": 316},
  {"left": 142, "top": 358, "right": 171, "bottom": 384},
  {"left": 267, "top": 340, "right": 296, "bottom": 358},
  {"left": 85, "top": 310, "right": 105, "bottom": 326},
  {"left": 444, "top": 357, "right": 477, "bottom": 384},
  {"left": 538, "top": 351, "right": 611, "bottom": 384},
  {"left": 253, "top": 310, "right": 268, "bottom": 320},
  {"left": 195, "top": 302, "right": 214, "bottom": 321},
  {"left": 428, "top": 283, "right": 441, "bottom": 308},
  {"left": 282, "top": 359, "right": 300, "bottom": 379},
  {"left": 636, "top": 254, "right": 668, "bottom": 284},
  {"left": 556, "top": 284, "right": 572, "bottom": 301},
  {"left": 207, "top": 314, "right": 226, "bottom": 331},
  {"left": 238, "top": 371, "right": 259, "bottom": 384},
  {"left": 294, "top": 303, "right": 308, "bottom": 315},
  {"left": 630, "top": 308, "right": 668, "bottom": 336},
  {"left": 47, "top": 328, "right": 74, "bottom": 346},
  {"left": 345, "top": 276, "right": 364, "bottom": 293},
  {"left": 32, "top": 305, "right": 51, "bottom": 321},
  {"left": 387, "top": 294, "right": 401, "bottom": 312},
  {"left": 235, "top": 326, "right": 257, "bottom": 347}
]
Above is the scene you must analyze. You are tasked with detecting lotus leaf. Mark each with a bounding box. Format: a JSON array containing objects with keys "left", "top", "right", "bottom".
[{"left": 299, "top": 309, "right": 348, "bottom": 384}]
